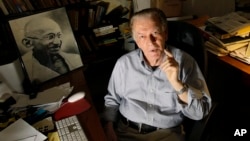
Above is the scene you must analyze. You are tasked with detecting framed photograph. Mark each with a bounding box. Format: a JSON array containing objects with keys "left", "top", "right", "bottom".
[{"left": 8, "top": 7, "right": 83, "bottom": 85}]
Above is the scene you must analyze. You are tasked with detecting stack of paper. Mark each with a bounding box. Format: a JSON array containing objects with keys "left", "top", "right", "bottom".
[
  {"left": 200, "top": 26, "right": 250, "bottom": 56},
  {"left": 201, "top": 12, "right": 250, "bottom": 58},
  {"left": 206, "top": 12, "right": 250, "bottom": 38},
  {"left": 93, "top": 25, "right": 118, "bottom": 37}
]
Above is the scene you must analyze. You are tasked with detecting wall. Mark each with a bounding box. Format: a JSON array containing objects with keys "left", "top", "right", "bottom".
[
  {"left": 182, "top": 0, "right": 235, "bottom": 17},
  {"left": 132, "top": 0, "right": 235, "bottom": 17}
]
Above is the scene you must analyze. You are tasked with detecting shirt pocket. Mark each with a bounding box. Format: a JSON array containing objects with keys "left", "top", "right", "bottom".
[{"left": 155, "top": 88, "right": 179, "bottom": 113}]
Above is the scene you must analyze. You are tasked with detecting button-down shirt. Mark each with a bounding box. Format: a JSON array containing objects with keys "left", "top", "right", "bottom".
[{"left": 104, "top": 46, "right": 212, "bottom": 128}]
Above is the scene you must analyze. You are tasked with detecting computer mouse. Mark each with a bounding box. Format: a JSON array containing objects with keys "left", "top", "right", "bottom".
[{"left": 68, "top": 92, "right": 85, "bottom": 103}]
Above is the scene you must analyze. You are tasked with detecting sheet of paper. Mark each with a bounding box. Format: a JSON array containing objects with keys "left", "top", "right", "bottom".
[
  {"left": 0, "top": 82, "right": 12, "bottom": 97},
  {"left": 11, "top": 82, "right": 73, "bottom": 107},
  {"left": 245, "top": 42, "right": 250, "bottom": 57},
  {"left": 230, "top": 46, "right": 250, "bottom": 64},
  {"left": 0, "top": 118, "right": 47, "bottom": 141},
  {"left": 28, "top": 86, "right": 71, "bottom": 105}
]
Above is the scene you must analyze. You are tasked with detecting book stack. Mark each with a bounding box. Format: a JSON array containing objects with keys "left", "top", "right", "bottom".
[
  {"left": 93, "top": 25, "right": 118, "bottom": 37},
  {"left": 202, "top": 12, "right": 250, "bottom": 64},
  {"left": 93, "top": 25, "right": 120, "bottom": 46}
]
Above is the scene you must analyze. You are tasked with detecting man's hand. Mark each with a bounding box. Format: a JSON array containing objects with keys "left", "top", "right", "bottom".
[
  {"left": 160, "top": 50, "right": 188, "bottom": 103},
  {"left": 104, "top": 122, "right": 117, "bottom": 141},
  {"left": 160, "top": 50, "right": 179, "bottom": 84}
]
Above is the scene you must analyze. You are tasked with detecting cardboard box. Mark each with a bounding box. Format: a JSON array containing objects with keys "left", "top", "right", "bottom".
[
  {"left": 154, "top": 0, "right": 182, "bottom": 17},
  {"left": 133, "top": 0, "right": 151, "bottom": 12}
]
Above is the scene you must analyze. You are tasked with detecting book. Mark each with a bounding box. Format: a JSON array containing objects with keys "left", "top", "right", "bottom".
[
  {"left": 12, "top": 0, "right": 28, "bottom": 13},
  {"left": 60, "top": 0, "right": 69, "bottom": 6},
  {"left": 98, "top": 38, "right": 117, "bottom": 46},
  {"left": 3, "top": 0, "right": 17, "bottom": 14},
  {"left": 23, "top": 0, "right": 34, "bottom": 11},
  {"left": 88, "top": 35, "right": 99, "bottom": 50},
  {"left": 67, "top": 9, "right": 79, "bottom": 31},
  {"left": 206, "top": 12, "right": 250, "bottom": 37},
  {"left": 78, "top": 7, "right": 88, "bottom": 30},
  {"left": 94, "top": 27, "right": 118, "bottom": 37},
  {"left": 80, "top": 35, "right": 92, "bottom": 52},
  {"left": 93, "top": 25, "right": 113, "bottom": 33},
  {"left": 0, "top": 0, "right": 9, "bottom": 15},
  {"left": 94, "top": 1, "right": 109, "bottom": 26},
  {"left": 88, "top": 8, "right": 95, "bottom": 28},
  {"left": 0, "top": 0, "right": 8, "bottom": 15}
]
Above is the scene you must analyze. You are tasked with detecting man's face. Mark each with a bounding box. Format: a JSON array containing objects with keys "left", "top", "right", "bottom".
[
  {"left": 132, "top": 17, "right": 167, "bottom": 66},
  {"left": 24, "top": 19, "right": 63, "bottom": 55}
]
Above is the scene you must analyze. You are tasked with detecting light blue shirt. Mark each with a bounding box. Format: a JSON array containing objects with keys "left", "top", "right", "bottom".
[{"left": 104, "top": 46, "right": 212, "bottom": 128}]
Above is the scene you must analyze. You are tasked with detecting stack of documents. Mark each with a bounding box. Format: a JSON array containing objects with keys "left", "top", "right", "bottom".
[
  {"left": 206, "top": 12, "right": 250, "bottom": 38},
  {"left": 200, "top": 12, "right": 250, "bottom": 60}
]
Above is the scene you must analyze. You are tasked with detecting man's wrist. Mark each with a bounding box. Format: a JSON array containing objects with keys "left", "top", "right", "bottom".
[{"left": 176, "top": 84, "right": 188, "bottom": 95}]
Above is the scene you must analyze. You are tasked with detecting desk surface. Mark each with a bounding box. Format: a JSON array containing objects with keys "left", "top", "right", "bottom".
[
  {"left": 40, "top": 67, "right": 107, "bottom": 141},
  {"left": 218, "top": 55, "right": 250, "bottom": 75}
]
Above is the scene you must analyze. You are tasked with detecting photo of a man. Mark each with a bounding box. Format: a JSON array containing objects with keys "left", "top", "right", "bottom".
[{"left": 9, "top": 8, "right": 83, "bottom": 84}]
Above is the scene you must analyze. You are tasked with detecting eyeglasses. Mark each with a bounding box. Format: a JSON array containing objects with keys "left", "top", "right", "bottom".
[{"left": 27, "top": 32, "right": 62, "bottom": 41}]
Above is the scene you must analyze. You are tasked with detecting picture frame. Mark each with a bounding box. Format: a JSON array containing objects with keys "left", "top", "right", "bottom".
[{"left": 8, "top": 7, "right": 83, "bottom": 85}]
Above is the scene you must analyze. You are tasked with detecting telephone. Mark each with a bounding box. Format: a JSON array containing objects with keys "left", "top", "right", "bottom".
[{"left": 53, "top": 92, "right": 91, "bottom": 121}]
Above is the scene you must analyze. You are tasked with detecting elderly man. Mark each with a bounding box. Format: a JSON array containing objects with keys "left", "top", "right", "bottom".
[{"left": 103, "top": 8, "right": 212, "bottom": 141}]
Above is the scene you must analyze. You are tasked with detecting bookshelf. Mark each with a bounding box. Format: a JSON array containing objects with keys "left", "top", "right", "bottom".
[{"left": 0, "top": 0, "right": 127, "bottom": 66}]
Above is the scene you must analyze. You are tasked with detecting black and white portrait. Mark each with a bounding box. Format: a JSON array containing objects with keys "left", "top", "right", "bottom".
[{"left": 9, "top": 7, "right": 83, "bottom": 84}]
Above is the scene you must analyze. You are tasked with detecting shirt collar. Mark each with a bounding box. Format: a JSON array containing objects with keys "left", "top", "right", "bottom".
[
  {"left": 137, "top": 49, "right": 146, "bottom": 65},
  {"left": 137, "top": 49, "right": 154, "bottom": 71}
]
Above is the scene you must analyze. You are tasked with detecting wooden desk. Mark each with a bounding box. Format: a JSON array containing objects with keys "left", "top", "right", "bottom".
[
  {"left": 39, "top": 67, "right": 107, "bottom": 141},
  {"left": 218, "top": 55, "right": 250, "bottom": 75}
]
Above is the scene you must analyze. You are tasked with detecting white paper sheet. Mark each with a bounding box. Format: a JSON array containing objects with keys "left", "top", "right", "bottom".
[
  {"left": 0, "top": 118, "right": 47, "bottom": 141},
  {"left": 11, "top": 82, "right": 73, "bottom": 107}
]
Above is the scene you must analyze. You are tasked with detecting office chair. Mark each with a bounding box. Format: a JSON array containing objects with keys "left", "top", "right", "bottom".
[
  {"left": 167, "top": 20, "right": 207, "bottom": 77},
  {"left": 167, "top": 20, "right": 218, "bottom": 141}
]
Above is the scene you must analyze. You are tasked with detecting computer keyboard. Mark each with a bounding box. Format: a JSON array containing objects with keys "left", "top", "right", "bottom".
[{"left": 55, "top": 115, "right": 88, "bottom": 141}]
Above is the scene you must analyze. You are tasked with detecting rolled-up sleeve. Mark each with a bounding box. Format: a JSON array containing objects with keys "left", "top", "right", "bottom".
[
  {"left": 177, "top": 52, "right": 212, "bottom": 120},
  {"left": 102, "top": 61, "right": 123, "bottom": 122}
]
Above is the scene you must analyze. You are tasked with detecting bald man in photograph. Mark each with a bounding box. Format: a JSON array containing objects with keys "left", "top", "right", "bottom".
[{"left": 21, "top": 17, "right": 83, "bottom": 83}]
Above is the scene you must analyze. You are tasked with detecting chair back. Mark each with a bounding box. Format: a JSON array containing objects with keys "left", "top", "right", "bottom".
[
  {"left": 167, "top": 21, "right": 207, "bottom": 77},
  {"left": 167, "top": 21, "right": 219, "bottom": 141}
]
